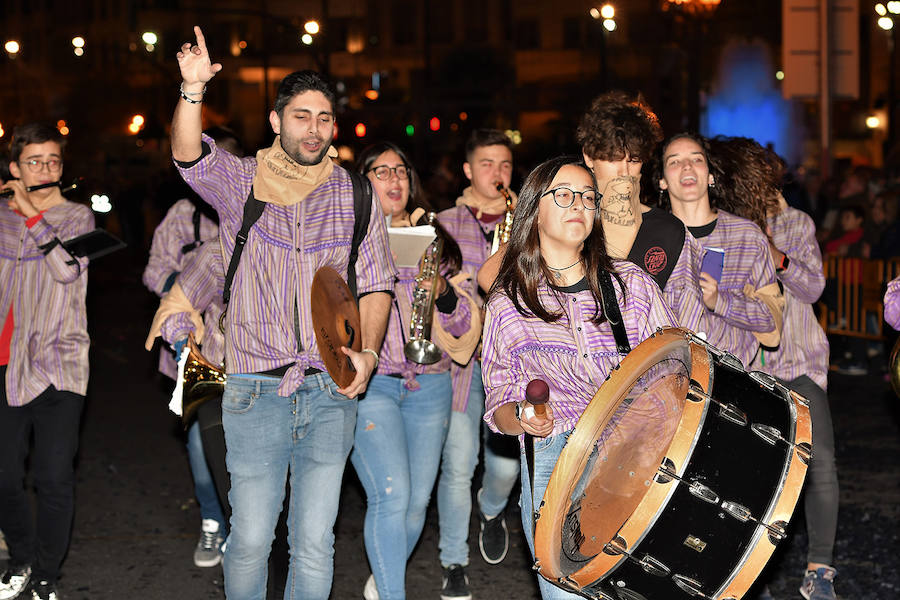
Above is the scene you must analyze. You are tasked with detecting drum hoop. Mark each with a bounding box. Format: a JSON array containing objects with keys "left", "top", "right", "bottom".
[{"left": 534, "top": 327, "right": 713, "bottom": 583}]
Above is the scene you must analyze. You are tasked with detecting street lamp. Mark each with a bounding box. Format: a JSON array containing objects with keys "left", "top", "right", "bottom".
[
  {"left": 4, "top": 40, "right": 20, "bottom": 57},
  {"left": 304, "top": 20, "right": 320, "bottom": 35},
  {"left": 876, "top": 3, "right": 899, "bottom": 161},
  {"left": 662, "top": 0, "right": 723, "bottom": 130}
]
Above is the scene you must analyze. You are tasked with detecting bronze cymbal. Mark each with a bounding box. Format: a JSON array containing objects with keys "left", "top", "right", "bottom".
[{"left": 311, "top": 266, "right": 361, "bottom": 389}]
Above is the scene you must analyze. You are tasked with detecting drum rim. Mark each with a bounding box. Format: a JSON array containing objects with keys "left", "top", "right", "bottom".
[{"left": 534, "top": 327, "right": 713, "bottom": 585}]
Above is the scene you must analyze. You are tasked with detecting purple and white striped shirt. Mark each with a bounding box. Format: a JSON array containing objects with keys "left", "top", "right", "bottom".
[
  {"left": 1, "top": 202, "right": 94, "bottom": 406},
  {"left": 143, "top": 198, "right": 219, "bottom": 377},
  {"left": 376, "top": 261, "right": 472, "bottom": 387},
  {"left": 160, "top": 239, "right": 226, "bottom": 366},
  {"left": 689, "top": 210, "right": 778, "bottom": 368},
  {"left": 142, "top": 198, "right": 218, "bottom": 296},
  {"left": 176, "top": 135, "right": 397, "bottom": 396},
  {"left": 886, "top": 276, "right": 900, "bottom": 331},
  {"left": 482, "top": 261, "right": 678, "bottom": 437},
  {"left": 750, "top": 207, "right": 829, "bottom": 389},
  {"left": 663, "top": 228, "right": 709, "bottom": 334},
  {"left": 436, "top": 204, "right": 496, "bottom": 412}
]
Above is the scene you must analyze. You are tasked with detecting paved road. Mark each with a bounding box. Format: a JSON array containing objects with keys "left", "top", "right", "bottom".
[{"left": 8, "top": 253, "right": 898, "bottom": 599}]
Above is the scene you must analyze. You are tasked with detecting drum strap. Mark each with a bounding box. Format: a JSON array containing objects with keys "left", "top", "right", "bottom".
[{"left": 598, "top": 269, "right": 631, "bottom": 354}]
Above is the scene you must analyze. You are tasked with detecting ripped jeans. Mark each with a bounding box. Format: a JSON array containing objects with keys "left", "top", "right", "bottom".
[{"left": 350, "top": 372, "right": 452, "bottom": 600}]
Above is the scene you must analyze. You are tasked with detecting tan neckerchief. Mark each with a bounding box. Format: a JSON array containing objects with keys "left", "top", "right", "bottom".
[
  {"left": 252, "top": 135, "right": 339, "bottom": 206},
  {"left": 454, "top": 186, "right": 517, "bottom": 218},
  {"left": 599, "top": 175, "right": 643, "bottom": 259}
]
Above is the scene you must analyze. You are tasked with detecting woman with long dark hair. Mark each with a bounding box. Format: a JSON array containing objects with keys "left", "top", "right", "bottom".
[
  {"left": 481, "top": 156, "right": 676, "bottom": 599},
  {"left": 655, "top": 132, "right": 783, "bottom": 369},
  {"left": 351, "top": 142, "right": 478, "bottom": 600}
]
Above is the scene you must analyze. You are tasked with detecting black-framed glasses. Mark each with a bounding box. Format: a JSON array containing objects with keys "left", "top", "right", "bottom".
[
  {"left": 542, "top": 186, "right": 599, "bottom": 210},
  {"left": 368, "top": 165, "right": 409, "bottom": 181},
  {"left": 21, "top": 159, "right": 63, "bottom": 173}
]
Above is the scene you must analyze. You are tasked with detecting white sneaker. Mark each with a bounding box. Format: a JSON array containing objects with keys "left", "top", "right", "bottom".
[
  {"left": 0, "top": 564, "right": 31, "bottom": 600},
  {"left": 363, "top": 574, "right": 380, "bottom": 600},
  {"left": 193, "top": 518, "right": 224, "bottom": 568}
]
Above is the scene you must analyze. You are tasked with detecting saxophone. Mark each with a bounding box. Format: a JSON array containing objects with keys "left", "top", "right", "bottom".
[
  {"left": 491, "top": 181, "right": 514, "bottom": 255},
  {"left": 404, "top": 212, "right": 444, "bottom": 365}
]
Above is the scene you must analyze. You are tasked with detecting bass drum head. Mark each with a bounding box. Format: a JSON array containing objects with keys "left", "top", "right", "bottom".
[{"left": 535, "top": 328, "right": 710, "bottom": 584}]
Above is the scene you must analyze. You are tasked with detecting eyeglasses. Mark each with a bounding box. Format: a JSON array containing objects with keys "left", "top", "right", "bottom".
[
  {"left": 21, "top": 159, "right": 63, "bottom": 173},
  {"left": 368, "top": 165, "right": 409, "bottom": 181},
  {"left": 542, "top": 187, "right": 599, "bottom": 210}
]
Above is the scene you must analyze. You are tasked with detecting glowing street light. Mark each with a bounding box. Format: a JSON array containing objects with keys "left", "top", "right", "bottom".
[
  {"left": 601, "top": 4, "right": 615, "bottom": 19},
  {"left": 141, "top": 32, "right": 158, "bottom": 45},
  {"left": 604, "top": 19, "right": 617, "bottom": 31},
  {"left": 589, "top": 7, "right": 601, "bottom": 19},
  {"left": 867, "top": 115, "right": 882, "bottom": 129},
  {"left": 301, "top": 33, "right": 314, "bottom": 45},
  {"left": 5, "top": 40, "right": 20, "bottom": 55},
  {"left": 304, "top": 20, "right": 320, "bottom": 35},
  {"left": 880, "top": 16, "right": 895, "bottom": 30},
  {"left": 877, "top": 3, "right": 888, "bottom": 16},
  {"left": 889, "top": 1, "right": 900, "bottom": 14}
]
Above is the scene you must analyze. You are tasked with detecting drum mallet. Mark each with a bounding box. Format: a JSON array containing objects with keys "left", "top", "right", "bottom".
[{"left": 525, "top": 379, "right": 549, "bottom": 417}]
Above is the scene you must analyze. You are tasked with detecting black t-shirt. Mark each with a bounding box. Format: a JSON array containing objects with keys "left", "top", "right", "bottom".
[
  {"left": 627, "top": 207, "right": 686, "bottom": 290},
  {"left": 687, "top": 219, "right": 718, "bottom": 239}
]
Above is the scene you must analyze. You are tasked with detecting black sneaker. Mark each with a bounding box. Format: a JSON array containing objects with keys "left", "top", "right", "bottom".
[
  {"left": 0, "top": 563, "right": 32, "bottom": 600},
  {"left": 477, "top": 495, "right": 509, "bottom": 565},
  {"left": 440, "top": 564, "right": 472, "bottom": 600},
  {"left": 29, "top": 580, "right": 58, "bottom": 600}
]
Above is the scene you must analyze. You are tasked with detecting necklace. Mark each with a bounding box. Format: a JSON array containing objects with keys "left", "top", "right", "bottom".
[{"left": 547, "top": 258, "right": 581, "bottom": 272}]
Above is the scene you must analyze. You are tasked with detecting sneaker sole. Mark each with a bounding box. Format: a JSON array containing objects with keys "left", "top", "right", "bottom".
[
  {"left": 478, "top": 528, "right": 509, "bottom": 565},
  {"left": 194, "top": 555, "right": 223, "bottom": 568}
]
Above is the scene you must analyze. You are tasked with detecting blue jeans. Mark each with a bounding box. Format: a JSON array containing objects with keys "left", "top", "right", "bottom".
[
  {"left": 519, "top": 431, "right": 583, "bottom": 599},
  {"left": 437, "top": 363, "right": 484, "bottom": 567},
  {"left": 479, "top": 428, "right": 521, "bottom": 519},
  {"left": 351, "top": 373, "right": 452, "bottom": 600},
  {"left": 221, "top": 374, "right": 356, "bottom": 600},
  {"left": 186, "top": 420, "right": 226, "bottom": 531}
]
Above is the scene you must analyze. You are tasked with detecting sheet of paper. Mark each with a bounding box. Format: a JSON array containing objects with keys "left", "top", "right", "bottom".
[{"left": 387, "top": 225, "right": 436, "bottom": 268}]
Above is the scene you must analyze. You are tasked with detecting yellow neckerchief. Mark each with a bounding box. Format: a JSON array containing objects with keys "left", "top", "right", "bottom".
[
  {"left": 252, "top": 135, "right": 339, "bottom": 206},
  {"left": 454, "top": 186, "right": 517, "bottom": 219}
]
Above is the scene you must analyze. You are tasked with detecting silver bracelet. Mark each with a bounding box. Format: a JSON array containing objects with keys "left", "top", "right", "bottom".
[
  {"left": 179, "top": 82, "right": 207, "bottom": 97},
  {"left": 180, "top": 90, "right": 202, "bottom": 104},
  {"left": 360, "top": 348, "right": 380, "bottom": 369}
]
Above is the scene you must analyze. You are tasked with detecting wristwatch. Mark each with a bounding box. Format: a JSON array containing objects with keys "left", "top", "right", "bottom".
[{"left": 776, "top": 253, "right": 790, "bottom": 273}]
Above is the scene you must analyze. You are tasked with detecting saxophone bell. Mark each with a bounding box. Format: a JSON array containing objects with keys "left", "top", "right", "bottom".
[{"left": 491, "top": 181, "right": 514, "bottom": 255}]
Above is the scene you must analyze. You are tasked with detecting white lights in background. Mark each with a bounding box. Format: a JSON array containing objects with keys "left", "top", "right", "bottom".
[{"left": 91, "top": 194, "right": 112, "bottom": 213}]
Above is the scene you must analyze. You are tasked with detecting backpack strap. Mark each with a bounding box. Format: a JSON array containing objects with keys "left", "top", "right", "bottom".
[
  {"left": 222, "top": 188, "right": 265, "bottom": 305},
  {"left": 347, "top": 170, "right": 373, "bottom": 299},
  {"left": 180, "top": 206, "right": 204, "bottom": 254}
]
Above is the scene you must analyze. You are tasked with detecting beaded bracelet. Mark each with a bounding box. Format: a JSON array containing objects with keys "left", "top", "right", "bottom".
[
  {"left": 360, "top": 348, "right": 380, "bottom": 370},
  {"left": 180, "top": 90, "right": 202, "bottom": 104},
  {"left": 179, "top": 83, "right": 206, "bottom": 104}
]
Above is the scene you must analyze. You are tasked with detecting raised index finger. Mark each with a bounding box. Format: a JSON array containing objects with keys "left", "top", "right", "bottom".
[{"left": 193, "top": 25, "right": 208, "bottom": 53}]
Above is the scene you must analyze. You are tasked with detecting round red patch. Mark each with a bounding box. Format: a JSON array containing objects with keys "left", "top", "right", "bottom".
[{"left": 644, "top": 247, "right": 667, "bottom": 275}]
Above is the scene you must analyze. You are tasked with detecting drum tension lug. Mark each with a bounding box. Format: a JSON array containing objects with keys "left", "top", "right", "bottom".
[
  {"left": 796, "top": 442, "right": 812, "bottom": 465},
  {"left": 765, "top": 520, "right": 788, "bottom": 544},
  {"left": 654, "top": 457, "right": 677, "bottom": 484},
  {"left": 749, "top": 370, "right": 777, "bottom": 390}
]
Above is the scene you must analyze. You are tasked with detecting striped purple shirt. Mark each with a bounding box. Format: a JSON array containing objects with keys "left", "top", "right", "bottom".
[
  {"left": 436, "top": 204, "right": 496, "bottom": 412},
  {"left": 1, "top": 202, "right": 94, "bottom": 406},
  {"left": 176, "top": 135, "right": 397, "bottom": 396},
  {"left": 376, "top": 261, "right": 472, "bottom": 387},
  {"left": 160, "top": 239, "right": 226, "bottom": 366},
  {"left": 663, "top": 229, "right": 709, "bottom": 334},
  {"left": 689, "top": 210, "right": 778, "bottom": 368},
  {"left": 750, "top": 207, "right": 829, "bottom": 389},
  {"left": 482, "top": 260, "right": 678, "bottom": 437},
  {"left": 143, "top": 198, "right": 219, "bottom": 377},
  {"left": 142, "top": 198, "right": 218, "bottom": 296},
  {"left": 886, "top": 276, "right": 900, "bottom": 330}
]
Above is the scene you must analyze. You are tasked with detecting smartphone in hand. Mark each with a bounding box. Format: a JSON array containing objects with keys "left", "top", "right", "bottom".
[{"left": 700, "top": 247, "right": 725, "bottom": 282}]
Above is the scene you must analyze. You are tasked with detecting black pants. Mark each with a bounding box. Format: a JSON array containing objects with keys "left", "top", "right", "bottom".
[
  {"left": 195, "top": 396, "right": 231, "bottom": 527},
  {"left": 782, "top": 375, "right": 840, "bottom": 565},
  {"left": 0, "top": 367, "right": 84, "bottom": 583}
]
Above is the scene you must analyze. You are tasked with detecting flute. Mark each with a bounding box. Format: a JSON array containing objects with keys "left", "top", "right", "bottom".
[{"left": 1, "top": 180, "right": 79, "bottom": 198}]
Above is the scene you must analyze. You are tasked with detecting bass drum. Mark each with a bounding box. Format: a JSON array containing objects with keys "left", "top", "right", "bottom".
[{"left": 534, "top": 327, "right": 811, "bottom": 600}]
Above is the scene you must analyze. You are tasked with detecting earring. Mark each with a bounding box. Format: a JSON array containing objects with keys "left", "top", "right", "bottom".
[{"left": 658, "top": 188, "right": 666, "bottom": 203}]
